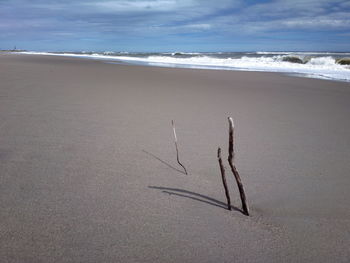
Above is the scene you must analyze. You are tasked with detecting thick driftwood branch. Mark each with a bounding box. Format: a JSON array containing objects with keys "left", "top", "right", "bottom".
[
  {"left": 217, "top": 147, "right": 231, "bottom": 210},
  {"left": 227, "top": 117, "right": 249, "bottom": 216},
  {"left": 172, "top": 120, "right": 188, "bottom": 175}
]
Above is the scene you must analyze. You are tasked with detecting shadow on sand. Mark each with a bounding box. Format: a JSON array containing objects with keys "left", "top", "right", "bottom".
[
  {"left": 142, "top": 150, "right": 186, "bottom": 175},
  {"left": 149, "top": 186, "right": 243, "bottom": 213}
]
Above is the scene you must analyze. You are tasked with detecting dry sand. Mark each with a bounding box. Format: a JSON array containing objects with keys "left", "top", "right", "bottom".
[{"left": 1, "top": 53, "right": 350, "bottom": 262}]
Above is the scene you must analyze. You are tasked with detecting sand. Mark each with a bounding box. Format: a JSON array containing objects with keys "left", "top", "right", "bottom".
[{"left": 1, "top": 53, "right": 350, "bottom": 262}]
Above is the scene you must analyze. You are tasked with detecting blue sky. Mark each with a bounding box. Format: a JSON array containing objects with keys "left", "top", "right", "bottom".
[{"left": 1, "top": 0, "right": 350, "bottom": 52}]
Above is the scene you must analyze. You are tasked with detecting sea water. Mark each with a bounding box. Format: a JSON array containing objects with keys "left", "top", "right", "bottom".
[{"left": 21, "top": 51, "right": 350, "bottom": 82}]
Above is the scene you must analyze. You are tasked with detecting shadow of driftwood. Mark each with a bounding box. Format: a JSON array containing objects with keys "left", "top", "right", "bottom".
[
  {"left": 143, "top": 150, "right": 186, "bottom": 175},
  {"left": 162, "top": 191, "right": 226, "bottom": 209},
  {"left": 149, "top": 186, "right": 242, "bottom": 213}
]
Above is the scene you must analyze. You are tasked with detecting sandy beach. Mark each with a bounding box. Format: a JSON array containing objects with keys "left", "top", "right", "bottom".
[{"left": 1, "top": 53, "right": 350, "bottom": 262}]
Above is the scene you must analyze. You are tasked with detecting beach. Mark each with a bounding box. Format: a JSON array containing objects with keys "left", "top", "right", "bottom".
[{"left": 1, "top": 53, "right": 350, "bottom": 262}]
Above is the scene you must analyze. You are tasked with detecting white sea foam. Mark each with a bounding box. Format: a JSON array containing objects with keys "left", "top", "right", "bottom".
[
  {"left": 114, "top": 55, "right": 350, "bottom": 81},
  {"left": 20, "top": 51, "right": 350, "bottom": 82},
  {"left": 256, "top": 51, "right": 350, "bottom": 56}
]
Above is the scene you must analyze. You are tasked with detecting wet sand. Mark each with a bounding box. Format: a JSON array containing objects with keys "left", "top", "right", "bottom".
[{"left": 1, "top": 53, "right": 350, "bottom": 262}]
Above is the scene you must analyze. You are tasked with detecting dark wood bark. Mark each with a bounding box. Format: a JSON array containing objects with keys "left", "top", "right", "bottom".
[
  {"left": 227, "top": 117, "right": 249, "bottom": 216},
  {"left": 172, "top": 120, "right": 188, "bottom": 175},
  {"left": 217, "top": 147, "right": 231, "bottom": 210}
]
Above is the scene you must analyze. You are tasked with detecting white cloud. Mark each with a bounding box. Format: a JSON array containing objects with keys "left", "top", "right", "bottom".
[
  {"left": 88, "top": 0, "right": 180, "bottom": 12},
  {"left": 85, "top": 0, "right": 235, "bottom": 14},
  {"left": 203, "top": 0, "right": 350, "bottom": 35},
  {"left": 1, "top": 0, "right": 349, "bottom": 43},
  {"left": 182, "top": 24, "right": 212, "bottom": 30},
  {"left": 282, "top": 17, "right": 350, "bottom": 29}
]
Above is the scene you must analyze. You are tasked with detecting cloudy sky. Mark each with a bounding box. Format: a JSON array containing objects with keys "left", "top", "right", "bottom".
[{"left": 1, "top": 0, "right": 350, "bottom": 52}]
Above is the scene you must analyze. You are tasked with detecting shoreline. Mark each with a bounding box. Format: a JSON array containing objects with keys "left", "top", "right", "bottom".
[
  {"left": 1, "top": 53, "right": 350, "bottom": 262},
  {"left": 16, "top": 51, "right": 350, "bottom": 83}
]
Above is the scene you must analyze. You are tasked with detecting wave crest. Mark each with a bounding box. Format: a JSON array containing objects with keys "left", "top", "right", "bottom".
[{"left": 20, "top": 51, "right": 350, "bottom": 82}]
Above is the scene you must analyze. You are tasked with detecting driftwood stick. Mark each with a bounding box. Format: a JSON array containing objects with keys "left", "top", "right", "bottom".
[
  {"left": 217, "top": 147, "right": 231, "bottom": 210},
  {"left": 227, "top": 117, "right": 249, "bottom": 216},
  {"left": 172, "top": 120, "right": 188, "bottom": 175}
]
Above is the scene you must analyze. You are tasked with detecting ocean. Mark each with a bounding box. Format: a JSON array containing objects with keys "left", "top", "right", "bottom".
[{"left": 21, "top": 51, "right": 350, "bottom": 82}]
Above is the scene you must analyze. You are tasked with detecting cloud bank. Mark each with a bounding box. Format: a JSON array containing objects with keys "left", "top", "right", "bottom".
[{"left": 1, "top": 0, "right": 349, "bottom": 51}]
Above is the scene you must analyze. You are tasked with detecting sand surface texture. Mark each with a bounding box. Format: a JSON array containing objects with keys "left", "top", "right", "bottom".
[{"left": 1, "top": 54, "right": 350, "bottom": 262}]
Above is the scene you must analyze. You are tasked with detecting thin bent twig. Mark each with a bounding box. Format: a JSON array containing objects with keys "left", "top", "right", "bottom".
[{"left": 172, "top": 120, "right": 188, "bottom": 175}]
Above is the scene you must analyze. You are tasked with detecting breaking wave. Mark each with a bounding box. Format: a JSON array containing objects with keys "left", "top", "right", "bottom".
[{"left": 20, "top": 51, "right": 350, "bottom": 82}]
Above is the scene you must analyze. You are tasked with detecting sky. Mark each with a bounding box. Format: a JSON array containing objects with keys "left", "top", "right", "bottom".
[{"left": 1, "top": 0, "right": 350, "bottom": 52}]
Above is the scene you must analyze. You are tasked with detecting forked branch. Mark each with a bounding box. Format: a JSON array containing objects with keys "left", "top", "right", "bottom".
[
  {"left": 227, "top": 117, "right": 249, "bottom": 216},
  {"left": 217, "top": 147, "right": 231, "bottom": 210}
]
